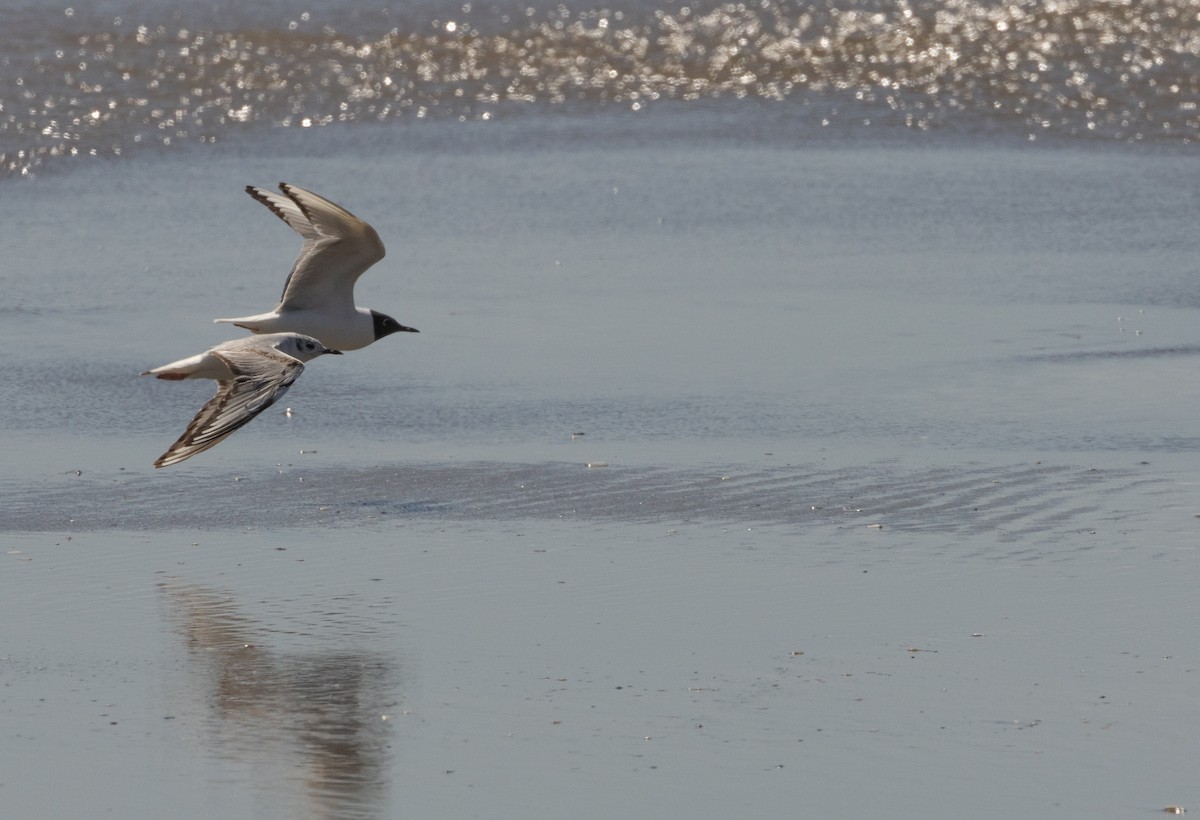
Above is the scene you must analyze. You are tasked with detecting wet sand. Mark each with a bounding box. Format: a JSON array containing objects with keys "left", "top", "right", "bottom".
[{"left": 2, "top": 120, "right": 1200, "bottom": 817}]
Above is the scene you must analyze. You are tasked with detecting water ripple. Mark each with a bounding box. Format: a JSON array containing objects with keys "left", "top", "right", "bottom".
[{"left": 0, "top": 459, "right": 1160, "bottom": 546}]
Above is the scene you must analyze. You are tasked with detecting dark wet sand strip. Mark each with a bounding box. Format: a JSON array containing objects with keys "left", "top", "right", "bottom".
[{"left": 3, "top": 459, "right": 1159, "bottom": 539}]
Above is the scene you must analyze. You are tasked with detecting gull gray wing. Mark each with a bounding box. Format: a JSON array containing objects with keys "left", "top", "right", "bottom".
[
  {"left": 153, "top": 344, "right": 304, "bottom": 468},
  {"left": 246, "top": 182, "right": 386, "bottom": 313}
]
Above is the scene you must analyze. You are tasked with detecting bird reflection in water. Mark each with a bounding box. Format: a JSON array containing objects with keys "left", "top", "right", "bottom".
[{"left": 160, "top": 582, "right": 397, "bottom": 819}]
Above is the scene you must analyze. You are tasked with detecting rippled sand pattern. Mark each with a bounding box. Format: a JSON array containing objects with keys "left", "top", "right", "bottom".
[
  {"left": 4, "top": 459, "right": 1159, "bottom": 544},
  {"left": 5, "top": 0, "right": 1200, "bottom": 176}
]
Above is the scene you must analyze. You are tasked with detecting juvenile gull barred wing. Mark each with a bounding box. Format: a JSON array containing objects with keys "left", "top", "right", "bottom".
[{"left": 153, "top": 345, "right": 305, "bottom": 468}]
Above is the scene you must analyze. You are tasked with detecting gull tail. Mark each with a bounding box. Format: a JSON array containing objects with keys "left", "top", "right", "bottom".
[
  {"left": 141, "top": 353, "right": 207, "bottom": 381},
  {"left": 213, "top": 314, "right": 271, "bottom": 333}
]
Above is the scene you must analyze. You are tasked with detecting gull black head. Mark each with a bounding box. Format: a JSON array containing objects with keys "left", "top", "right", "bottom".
[{"left": 371, "top": 310, "right": 419, "bottom": 341}]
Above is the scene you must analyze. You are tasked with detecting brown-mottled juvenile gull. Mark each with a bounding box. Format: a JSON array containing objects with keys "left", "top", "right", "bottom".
[{"left": 142, "top": 332, "right": 340, "bottom": 468}]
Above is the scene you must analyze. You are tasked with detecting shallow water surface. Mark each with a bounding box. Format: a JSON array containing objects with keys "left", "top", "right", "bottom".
[
  {"left": 3, "top": 503, "right": 1198, "bottom": 818},
  {"left": 3, "top": 45, "right": 1200, "bottom": 817}
]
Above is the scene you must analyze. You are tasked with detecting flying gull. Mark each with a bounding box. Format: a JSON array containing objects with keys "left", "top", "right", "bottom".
[
  {"left": 143, "top": 332, "right": 341, "bottom": 468},
  {"left": 215, "top": 183, "right": 419, "bottom": 350}
]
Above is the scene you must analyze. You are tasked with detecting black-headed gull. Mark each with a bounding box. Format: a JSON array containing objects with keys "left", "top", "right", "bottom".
[
  {"left": 143, "top": 332, "right": 341, "bottom": 468},
  {"left": 215, "top": 183, "right": 419, "bottom": 350}
]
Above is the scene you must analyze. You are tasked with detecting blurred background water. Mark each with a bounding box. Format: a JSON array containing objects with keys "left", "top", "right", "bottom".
[{"left": 6, "top": 0, "right": 1200, "bottom": 178}]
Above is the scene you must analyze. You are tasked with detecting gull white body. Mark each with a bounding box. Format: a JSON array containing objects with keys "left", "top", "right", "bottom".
[
  {"left": 215, "top": 183, "right": 418, "bottom": 351},
  {"left": 142, "top": 332, "right": 341, "bottom": 467},
  {"left": 214, "top": 305, "right": 379, "bottom": 352}
]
